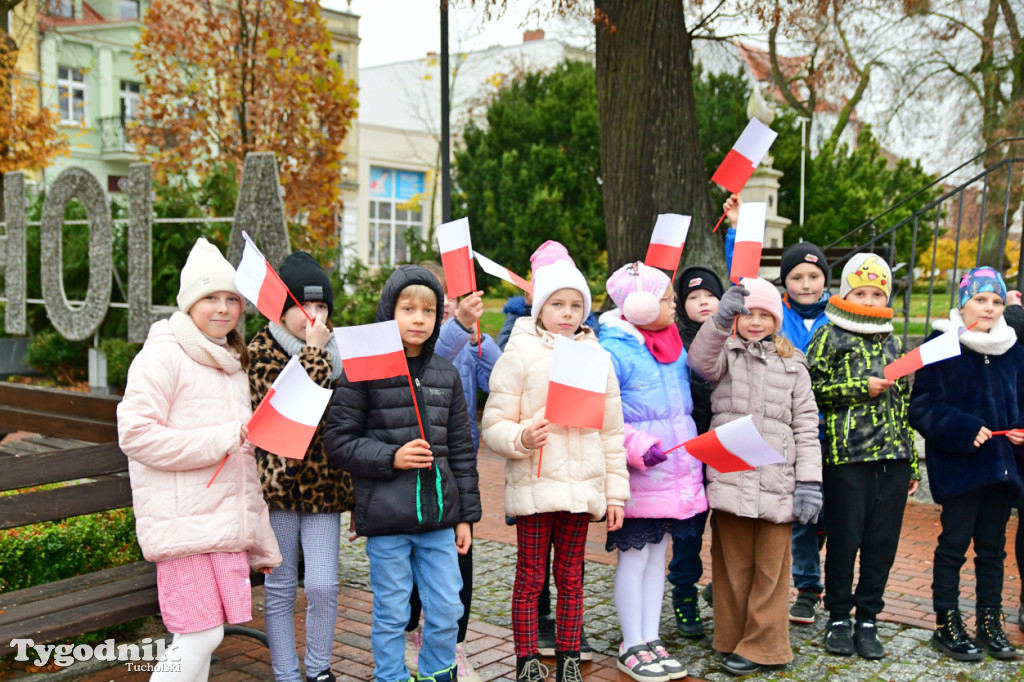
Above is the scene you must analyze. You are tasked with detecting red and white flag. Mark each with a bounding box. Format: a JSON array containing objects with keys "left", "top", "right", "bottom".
[
  {"left": 247, "top": 356, "right": 333, "bottom": 460},
  {"left": 730, "top": 202, "right": 767, "bottom": 283},
  {"left": 333, "top": 320, "right": 409, "bottom": 382},
  {"left": 644, "top": 214, "right": 691, "bottom": 271},
  {"left": 884, "top": 325, "right": 964, "bottom": 381},
  {"left": 545, "top": 335, "right": 609, "bottom": 430},
  {"left": 681, "top": 415, "right": 785, "bottom": 474},
  {"left": 235, "top": 231, "right": 290, "bottom": 320},
  {"left": 474, "top": 251, "right": 533, "bottom": 295},
  {"left": 436, "top": 217, "right": 475, "bottom": 298},
  {"left": 711, "top": 118, "right": 779, "bottom": 194}
]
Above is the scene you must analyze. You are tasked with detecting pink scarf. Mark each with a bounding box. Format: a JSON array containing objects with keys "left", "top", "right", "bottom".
[{"left": 638, "top": 324, "right": 683, "bottom": 363}]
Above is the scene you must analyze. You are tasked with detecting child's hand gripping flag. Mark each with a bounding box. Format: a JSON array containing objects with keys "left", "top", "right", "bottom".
[
  {"left": 729, "top": 202, "right": 767, "bottom": 284},
  {"left": 664, "top": 414, "right": 785, "bottom": 474},
  {"left": 436, "top": 217, "right": 476, "bottom": 299},
  {"left": 474, "top": 251, "right": 533, "bottom": 295},
  {"left": 711, "top": 118, "right": 778, "bottom": 194},
  {"left": 248, "top": 356, "right": 333, "bottom": 460},
  {"left": 644, "top": 214, "right": 691, "bottom": 278},
  {"left": 884, "top": 325, "right": 965, "bottom": 381},
  {"left": 235, "top": 231, "right": 310, "bottom": 322}
]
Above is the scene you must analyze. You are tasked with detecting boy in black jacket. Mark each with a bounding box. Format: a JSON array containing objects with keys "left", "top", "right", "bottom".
[{"left": 324, "top": 265, "right": 481, "bottom": 682}]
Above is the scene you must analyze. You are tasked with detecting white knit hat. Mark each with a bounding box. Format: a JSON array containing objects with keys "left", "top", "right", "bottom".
[
  {"left": 530, "top": 260, "right": 592, "bottom": 322},
  {"left": 176, "top": 238, "right": 239, "bottom": 313}
]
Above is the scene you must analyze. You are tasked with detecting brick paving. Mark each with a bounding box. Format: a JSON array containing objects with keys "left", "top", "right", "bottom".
[{"left": 15, "top": 451, "right": 1024, "bottom": 681}]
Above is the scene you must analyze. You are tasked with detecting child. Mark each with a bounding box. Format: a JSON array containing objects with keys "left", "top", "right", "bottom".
[
  {"left": 686, "top": 277, "right": 822, "bottom": 677},
  {"left": 482, "top": 259, "right": 629, "bottom": 682},
  {"left": 778, "top": 242, "right": 832, "bottom": 625},
  {"left": 910, "top": 267, "right": 1024, "bottom": 662},
  {"left": 600, "top": 262, "right": 703, "bottom": 681},
  {"left": 117, "top": 238, "right": 281, "bottom": 681},
  {"left": 403, "top": 261, "right": 499, "bottom": 682},
  {"left": 669, "top": 265, "right": 723, "bottom": 636},
  {"left": 805, "top": 253, "right": 919, "bottom": 659},
  {"left": 247, "top": 251, "right": 353, "bottom": 682},
  {"left": 324, "top": 265, "right": 481, "bottom": 682}
]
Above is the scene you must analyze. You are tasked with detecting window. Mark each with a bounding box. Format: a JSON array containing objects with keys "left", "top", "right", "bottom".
[
  {"left": 368, "top": 167, "right": 426, "bottom": 267},
  {"left": 120, "top": 0, "right": 140, "bottom": 19},
  {"left": 48, "top": 0, "right": 73, "bottom": 18},
  {"left": 57, "top": 67, "right": 86, "bottom": 124},
  {"left": 120, "top": 81, "right": 141, "bottom": 121}
]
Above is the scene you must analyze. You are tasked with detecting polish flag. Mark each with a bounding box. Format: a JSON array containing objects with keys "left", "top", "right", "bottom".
[
  {"left": 711, "top": 118, "right": 779, "bottom": 194},
  {"left": 884, "top": 326, "right": 965, "bottom": 381},
  {"left": 545, "top": 335, "right": 610, "bottom": 430},
  {"left": 333, "top": 320, "right": 409, "bottom": 382},
  {"left": 247, "top": 356, "right": 333, "bottom": 460},
  {"left": 681, "top": 415, "right": 785, "bottom": 474},
  {"left": 474, "top": 251, "right": 533, "bottom": 295},
  {"left": 730, "top": 202, "right": 767, "bottom": 283},
  {"left": 235, "top": 231, "right": 289, "bottom": 320},
  {"left": 644, "top": 214, "right": 691, "bottom": 271},
  {"left": 436, "top": 217, "right": 476, "bottom": 298}
]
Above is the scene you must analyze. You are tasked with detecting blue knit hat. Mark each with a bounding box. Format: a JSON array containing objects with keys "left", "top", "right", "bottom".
[{"left": 957, "top": 266, "right": 1007, "bottom": 308}]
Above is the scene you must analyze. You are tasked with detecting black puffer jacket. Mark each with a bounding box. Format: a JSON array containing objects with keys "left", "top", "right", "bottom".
[{"left": 324, "top": 265, "right": 481, "bottom": 536}]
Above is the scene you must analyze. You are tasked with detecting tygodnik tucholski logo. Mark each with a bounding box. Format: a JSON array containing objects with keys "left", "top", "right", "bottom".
[{"left": 8, "top": 637, "right": 180, "bottom": 672}]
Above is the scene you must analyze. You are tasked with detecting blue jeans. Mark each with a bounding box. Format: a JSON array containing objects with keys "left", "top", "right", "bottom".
[
  {"left": 668, "top": 510, "right": 709, "bottom": 600},
  {"left": 366, "top": 528, "right": 463, "bottom": 682},
  {"left": 791, "top": 493, "right": 824, "bottom": 593}
]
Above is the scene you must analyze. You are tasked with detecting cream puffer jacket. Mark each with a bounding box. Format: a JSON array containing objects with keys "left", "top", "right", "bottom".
[
  {"left": 686, "top": 318, "right": 821, "bottom": 523},
  {"left": 117, "top": 313, "right": 281, "bottom": 569},
  {"left": 482, "top": 317, "right": 629, "bottom": 520}
]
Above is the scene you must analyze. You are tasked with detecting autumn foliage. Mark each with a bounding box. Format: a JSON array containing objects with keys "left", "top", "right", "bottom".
[
  {"left": 131, "top": 0, "right": 357, "bottom": 248},
  {"left": 0, "top": 38, "right": 68, "bottom": 174}
]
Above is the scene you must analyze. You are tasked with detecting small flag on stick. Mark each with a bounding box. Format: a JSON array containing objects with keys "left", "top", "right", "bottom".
[
  {"left": 436, "top": 217, "right": 476, "bottom": 299},
  {"left": 729, "top": 202, "right": 767, "bottom": 284},
  {"left": 545, "top": 335, "right": 609, "bottom": 430},
  {"left": 711, "top": 118, "right": 778, "bottom": 194},
  {"left": 884, "top": 326, "right": 965, "bottom": 381},
  {"left": 474, "top": 251, "right": 533, "bottom": 294},
  {"left": 333, "top": 321, "right": 409, "bottom": 382},
  {"left": 247, "top": 356, "right": 333, "bottom": 460},
  {"left": 235, "top": 231, "right": 311, "bottom": 323},
  {"left": 666, "top": 415, "right": 784, "bottom": 474},
  {"left": 645, "top": 214, "right": 691, "bottom": 277}
]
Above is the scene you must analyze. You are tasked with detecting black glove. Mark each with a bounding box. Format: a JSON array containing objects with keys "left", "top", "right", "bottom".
[{"left": 713, "top": 284, "right": 750, "bottom": 328}]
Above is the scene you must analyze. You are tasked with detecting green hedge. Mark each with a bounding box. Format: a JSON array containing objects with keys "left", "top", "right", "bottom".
[{"left": 0, "top": 508, "right": 143, "bottom": 593}]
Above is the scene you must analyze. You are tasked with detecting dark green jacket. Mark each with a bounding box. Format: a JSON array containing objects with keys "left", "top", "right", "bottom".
[{"left": 806, "top": 324, "right": 919, "bottom": 477}]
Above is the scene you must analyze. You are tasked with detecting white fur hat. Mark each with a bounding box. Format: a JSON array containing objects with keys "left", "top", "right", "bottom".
[
  {"left": 530, "top": 260, "right": 592, "bottom": 322},
  {"left": 176, "top": 238, "right": 239, "bottom": 313}
]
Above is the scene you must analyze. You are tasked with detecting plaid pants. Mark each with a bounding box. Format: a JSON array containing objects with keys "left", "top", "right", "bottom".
[{"left": 512, "top": 511, "right": 589, "bottom": 657}]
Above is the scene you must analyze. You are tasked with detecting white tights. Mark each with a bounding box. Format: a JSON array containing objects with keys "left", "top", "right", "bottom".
[
  {"left": 614, "top": 536, "right": 669, "bottom": 648},
  {"left": 149, "top": 625, "right": 224, "bottom": 681}
]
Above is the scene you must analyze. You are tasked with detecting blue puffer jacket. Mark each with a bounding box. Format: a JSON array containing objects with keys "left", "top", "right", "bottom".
[
  {"left": 599, "top": 310, "right": 706, "bottom": 521},
  {"left": 435, "top": 317, "right": 500, "bottom": 453},
  {"left": 781, "top": 292, "right": 830, "bottom": 353}
]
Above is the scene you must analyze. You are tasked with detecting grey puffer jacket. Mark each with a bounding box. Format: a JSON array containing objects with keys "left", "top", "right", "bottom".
[{"left": 686, "top": 319, "right": 821, "bottom": 523}]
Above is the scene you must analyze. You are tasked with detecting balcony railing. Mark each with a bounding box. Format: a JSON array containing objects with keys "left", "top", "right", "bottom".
[{"left": 99, "top": 116, "right": 136, "bottom": 154}]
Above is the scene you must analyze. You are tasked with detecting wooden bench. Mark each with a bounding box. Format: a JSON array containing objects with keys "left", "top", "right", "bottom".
[{"left": 0, "top": 383, "right": 265, "bottom": 659}]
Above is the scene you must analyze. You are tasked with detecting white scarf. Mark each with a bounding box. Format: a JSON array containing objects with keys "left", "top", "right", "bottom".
[
  {"left": 933, "top": 308, "right": 1017, "bottom": 356},
  {"left": 167, "top": 312, "right": 241, "bottom": 373}
]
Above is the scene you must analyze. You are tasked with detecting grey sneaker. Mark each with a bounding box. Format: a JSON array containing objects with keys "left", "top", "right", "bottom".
[{"left": 789, "top": 590, "right": 820, "bottom": 624}]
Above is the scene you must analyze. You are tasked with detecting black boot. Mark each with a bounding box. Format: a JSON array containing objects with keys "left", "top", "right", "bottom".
[
  {"left": 516, "top": 654, "right": 548, "bottom": 682},
  {"left": 975, "top": 606, "right": 1019, "bottom": 660},
  {"left": 932, "top": 608, "right": 984, "bottom": 661},
  {"left": 556, "top": 650, "right": 583, "bottom": 682}
]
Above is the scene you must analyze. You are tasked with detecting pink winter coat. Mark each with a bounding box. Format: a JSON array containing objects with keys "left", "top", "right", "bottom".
[{"left": 117, "top": 313, "right": 281, "bottom": 569}]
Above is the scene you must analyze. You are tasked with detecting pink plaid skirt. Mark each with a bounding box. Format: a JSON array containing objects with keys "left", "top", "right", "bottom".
[{"left": 156, "top": 551, "right": 252, "bottom": 633}]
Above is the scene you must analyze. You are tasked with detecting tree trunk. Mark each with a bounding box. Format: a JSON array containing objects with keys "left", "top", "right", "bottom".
[{"left": 594, "top": 0, "right": 724, "bottom": 280}]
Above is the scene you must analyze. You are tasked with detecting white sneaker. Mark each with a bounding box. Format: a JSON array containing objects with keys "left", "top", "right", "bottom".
[
  {"left": 404, "top": 627, "right": 422, "bottom": 676},
  {"left": 455, "top": 643, "right": 483, "bottom": 682}
]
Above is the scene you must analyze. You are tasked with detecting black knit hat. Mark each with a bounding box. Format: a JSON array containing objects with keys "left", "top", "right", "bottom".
[
  {"left": 279, "top": 251, "right": 333, "bottom": 316},
  {"left": 675, "top": 266, "right": 724, "bottom": 302},
  {"left": 780, "top": 243, "right": 829, "bottom": 283}
]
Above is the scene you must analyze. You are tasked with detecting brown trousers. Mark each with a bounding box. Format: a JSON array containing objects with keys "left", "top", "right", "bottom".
[{"left": 711, "top": 511, "right": 794, "bottom": 665}]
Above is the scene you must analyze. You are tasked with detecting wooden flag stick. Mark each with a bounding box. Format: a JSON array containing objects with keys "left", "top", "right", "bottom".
[
  {"left": 537, "top": 446, "right": 543, "bottom": 478},
  {"left": 712, "top": 209, "right": 728, "bottom": 233},
  {"left": 406, "top": 374, "right": 430, "bottom": 469}
]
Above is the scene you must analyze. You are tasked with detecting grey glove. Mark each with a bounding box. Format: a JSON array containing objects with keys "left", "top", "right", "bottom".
[
  {"left": 793, "top": 481, "right": 823, "bottom": 525},
  {"left": 713, "top": 284, "right": 750, "bottom": 328}
]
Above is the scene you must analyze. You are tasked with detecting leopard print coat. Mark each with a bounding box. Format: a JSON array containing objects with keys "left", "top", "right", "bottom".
[{"left": 247, "top": 327, "right": 354, "bottom": 513}]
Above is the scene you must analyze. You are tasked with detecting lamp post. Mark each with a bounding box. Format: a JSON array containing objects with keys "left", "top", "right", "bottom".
[{"left": 440, "top": 1, "right": 451, "bottom": 222}]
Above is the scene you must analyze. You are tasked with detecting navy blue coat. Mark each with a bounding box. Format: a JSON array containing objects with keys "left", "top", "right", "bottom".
[{"left": 909, "top": 327, "right": 1024, "bottom": 503}]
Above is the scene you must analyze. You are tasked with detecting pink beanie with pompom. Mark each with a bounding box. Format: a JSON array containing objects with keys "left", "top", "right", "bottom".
[{"left": 606, "top": 262, "right": 670, "bottom": 326}]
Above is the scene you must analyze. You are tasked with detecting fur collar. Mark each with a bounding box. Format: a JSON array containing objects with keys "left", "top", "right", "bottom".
[
  {"left": 167, "top": 312, "right": 241, "bottom": 373},
  {"left": 933, "top": 308, "right": 1017, "bottom": 356},
  {"left": 599, "top": 309, "right": 644, "bottom": 342}
]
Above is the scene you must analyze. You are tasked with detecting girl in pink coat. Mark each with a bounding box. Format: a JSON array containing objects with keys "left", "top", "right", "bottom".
[{"left": 117, "top": 238, "right": 281, "bottom": 681}]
